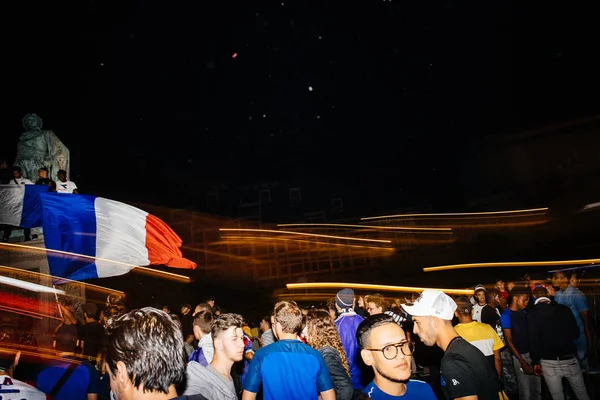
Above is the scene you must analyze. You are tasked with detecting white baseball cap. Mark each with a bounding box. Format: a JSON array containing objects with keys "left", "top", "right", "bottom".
[{"left": 402, "top": 289, "right": 457, "bottom": 320}]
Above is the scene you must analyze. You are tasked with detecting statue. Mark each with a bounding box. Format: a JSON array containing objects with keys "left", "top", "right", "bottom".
[{"left": 14, "top": 114, "right": 70, "bottom": 182}]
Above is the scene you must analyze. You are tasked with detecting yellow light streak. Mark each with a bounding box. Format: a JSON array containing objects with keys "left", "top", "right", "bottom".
[
  {"left": 277, "top": 223, "right": 452, "bottom": 232},
  {"left": 0, "top": 264, "right": 125, "bottom": 294},
  {"left": 286, "top": 282, "right": 474, "bottom": 295},
  {"left": 423, "top": 258, "right": 600, "bottom": 272},
  {"left": 361, "top": 207, "right": 549, "bottom": 221},
  {"left": 219, "top": 228, "right": 391, "bottom": 243},
  {"left": 0, "top": 243, "right": 190, "bottom": 282},
  {"left": 220, "top": 235, "right": 395, "bottom": 251}
]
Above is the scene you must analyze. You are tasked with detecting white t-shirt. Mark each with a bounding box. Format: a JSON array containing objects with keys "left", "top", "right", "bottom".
[
  {"left": 0, "top": 375, "right": 46, "bottom": 400},
  {"left": 472, "top": 303, "right": 485, "bottom": 323},
  {"left": 9, "top": 177, "right": 33, "bottom": 185},
  {"left": 56, "top": 180, "right": 78, "bottom": 193}
]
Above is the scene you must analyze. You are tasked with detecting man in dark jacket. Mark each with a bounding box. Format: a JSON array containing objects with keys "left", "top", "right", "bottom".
[{"left": 528, "top": 287, "right": 590, "bottom": 400}]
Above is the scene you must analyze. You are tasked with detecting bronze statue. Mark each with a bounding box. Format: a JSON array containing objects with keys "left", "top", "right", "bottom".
[{"left": 14, "top": 114, "right": 70, "bottom": 182}]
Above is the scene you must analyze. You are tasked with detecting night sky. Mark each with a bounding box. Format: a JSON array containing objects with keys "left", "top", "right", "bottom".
[{"left": 6, "top": 1, "right": 600, "bottom": 211}]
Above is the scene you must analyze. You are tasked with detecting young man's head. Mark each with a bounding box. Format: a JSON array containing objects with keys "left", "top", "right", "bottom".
[
  {"left": 365, "top": 293, "right": 387, "bottom": 316},
  {"left": 357, "top": 314, "right": 413, "bottom": 383},
  {"left": 104, "top": 308, "right": 185, "bottom": 400},
  {"left": 495, "top": 279, "right": 505, "bottom": 291},
  {"left": 259, "top": 315, "right": 272, "bottom": 333},
  {"left": 551, "top": 270, "right": 572, "bottom": 291},
  {"left": 532, "top": 286, "right": 549, "bottom": 300},
  {"left": 211, "top": 313, "right": 245, "bottom": 363},
  {"left": 402, "top": 290, "right": 457, "bottom": 347},
  {"left": 509, "top": 287, "right": 531, "bottom": 310},
  {"left": 193, "top": 310, "right": 214, "bottom": 340},
  {"left": 335, "top": 288, "right": 355, "bottom": 313},
  {"left": 473, "top": 284, "right": 487, "bottom": 306},
  {"left": 83, "top": 303, "right": 99, "bottom": 322},
  {"left": 453, "top": 297, "right": 473, "bottom": 322},
  {"left": 272, "top": 301, "right": 303, "bottom": 339},
  {"left": 205, "top": 296, "right": 216, "bottom": 309}
]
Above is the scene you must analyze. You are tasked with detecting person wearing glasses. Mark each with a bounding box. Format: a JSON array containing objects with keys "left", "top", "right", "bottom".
[
  {"left": 356, "top": 314, "right": 436, "bottom": 399},
  {"left": 404, "top": 290, "right": 507, "bottom": 400}
]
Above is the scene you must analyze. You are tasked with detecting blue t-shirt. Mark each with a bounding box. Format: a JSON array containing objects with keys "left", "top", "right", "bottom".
[
  {"left": 36, "top": 359, "right": 99, "bottom": 400},
  {"left": 500, "top": 308, "right": 529, "bottom": 354},
  {"left": 363, "top": 380, "right": 437, "bottom": 399},
  {"left": 243, "top": 339, "right": 333, "bottom": 400},
  {"left": 555, "top": 285, "right": 588, "bottom": 354}
]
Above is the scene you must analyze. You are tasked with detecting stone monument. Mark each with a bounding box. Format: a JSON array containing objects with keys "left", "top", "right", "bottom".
[{"left": 14, "top": 113, "right": 70, "bottom": 182}]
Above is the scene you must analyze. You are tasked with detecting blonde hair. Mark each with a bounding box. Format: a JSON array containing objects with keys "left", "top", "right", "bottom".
[{"left": 305, "top": 309, "right": 350, "bottom": 376}]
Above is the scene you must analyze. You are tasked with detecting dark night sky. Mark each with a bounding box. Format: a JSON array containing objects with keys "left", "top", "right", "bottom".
[{"left": 6, "top": 1, "right": 600, "bottom": 211}]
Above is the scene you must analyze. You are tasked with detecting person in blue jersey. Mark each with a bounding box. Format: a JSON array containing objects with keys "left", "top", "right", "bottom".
[
  {"left": 242, "top": 301, "right": 335, "bottom": 400},
  {"left": 335, "top": 288, "right": 365, "bottom": 389},
  {"left": 356, "top": 314, "right": 436, "bottom": 399}
]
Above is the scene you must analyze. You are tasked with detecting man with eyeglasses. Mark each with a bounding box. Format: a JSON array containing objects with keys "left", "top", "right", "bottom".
[
  {"left": 356, "top": 314, "right": 436, "bottom": 399},
  {"left": 404, "top": 290, "right": 507, "bottom": 400}
]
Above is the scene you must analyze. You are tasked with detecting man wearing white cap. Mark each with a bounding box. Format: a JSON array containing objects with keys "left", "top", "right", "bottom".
[{"left": 403, "top": 290, "right": 506, "bottom": 400}]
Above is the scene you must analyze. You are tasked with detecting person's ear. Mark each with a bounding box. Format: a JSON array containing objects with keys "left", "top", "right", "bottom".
[
  {"left": 116, "top": 361, "right": 130, "bottom": 388},
  {"left": 454, "top": 311, "right": 459, "bottom": 318},
  {"left": 361, "top": 348, "right": 374, "bottom": 366}
]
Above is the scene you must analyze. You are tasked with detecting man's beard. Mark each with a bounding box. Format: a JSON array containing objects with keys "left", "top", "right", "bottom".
[{"left": 374, "top": 363, "right": 410, "bottom": 384}]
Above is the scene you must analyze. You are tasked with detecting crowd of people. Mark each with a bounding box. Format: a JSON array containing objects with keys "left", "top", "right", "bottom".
[
  {"left": 1, "top": 156, "right": 78, "bottom": 242},
  {"left": 0, "top": 270, "right": 596, "bottom": 400}
]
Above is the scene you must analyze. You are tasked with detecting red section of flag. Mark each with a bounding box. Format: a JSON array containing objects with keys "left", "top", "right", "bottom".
[{"left": 145, "top": 213, "right": 197, "bottom": 269}]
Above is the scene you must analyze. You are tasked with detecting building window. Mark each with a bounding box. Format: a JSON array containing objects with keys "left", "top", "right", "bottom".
[
  {"left": 289, "top": 188, "right": 302, "bottom": 204},
  {"left": 207, "top": 192, "right": 219, "bottom": 209},
  {"left": 259, "top": 189, "right": 271, "bottom": 204},
  {"left": 331, "top": 198, "right": 344, "bottom": 214}
]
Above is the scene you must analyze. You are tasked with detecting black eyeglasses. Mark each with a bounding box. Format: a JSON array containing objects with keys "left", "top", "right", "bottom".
[{"left": 366, "top": 341, "right": 415, "bottom": 360}]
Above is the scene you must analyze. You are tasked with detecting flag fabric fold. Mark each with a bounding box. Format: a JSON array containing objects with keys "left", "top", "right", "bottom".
[
  {"left": 39, "top": 193, "right": 196, "bottom": 280},
  {"left": 0, "top": 184, "right": 48, "bottom": 228}
]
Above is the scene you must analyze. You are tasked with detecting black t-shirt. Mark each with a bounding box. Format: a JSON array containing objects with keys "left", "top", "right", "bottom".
[
  {"left": 481, "top": 305, "right": 499, "bottom": 329},
  {"left": 441, "top": 336, "right": 504, "bottom": 400},
  {"left": 81, "top": 321, "right": 105, "bottom": 358}
]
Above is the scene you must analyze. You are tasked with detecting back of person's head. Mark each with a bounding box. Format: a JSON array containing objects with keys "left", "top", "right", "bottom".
[
  {"left": 364, "top": 293, "right": 388, "bottom": 312},
  {"left": 454, "top": 296, "right": 473, "bottom": 317},
  {"left": 510, "top": 286, "right": 531, "bottom": 298},
  {"left": 194, "top": 310, "right": 214, "bottom": 334},
  {"left": 356, "top": 314, "right": 397, "bottom": 349},
  {"left": 532, "top": 286, "right": 549, "bottom": 299},
  {"left": 83, "top": 303, "right": 99, "bottom": 320},
  {"left": 105, "top": 307, "right": 185, "bottom": 395},
  {"left": 273, "top": 301, "right": 303, "bottom": 334},
  {"left": 211, "top": 313, "right": 243, "bottom": 339},
  {"left": 55, "top": 324, "right": 78, "bottom": 352}
]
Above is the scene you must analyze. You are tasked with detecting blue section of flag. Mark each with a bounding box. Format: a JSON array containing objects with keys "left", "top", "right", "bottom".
[
  {"left": 40, "top": 193, "right": 100, "bottom": 280},
  {"left": 20, "top": 185, "right": 49, "bottom": 228}
]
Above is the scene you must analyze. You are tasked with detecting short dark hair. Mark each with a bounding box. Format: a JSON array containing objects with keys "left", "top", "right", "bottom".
[
  {"left": 356, "top": 314, "right": 396, "bottom": 349},
  {"left": 532, "top": 286, "right": 548, "bottom": 298},
  {"left": 212, "top": 313, "right": 243, "bottom": 338},
  {"left": 194, "top": 310, "right": 214, "bottom": 334},
  {"left": 105, "top": 308, "right": 185, "bottom": 394},
  {"left": 510, "top": 286, "right": 531, "bottom": 298},
  {"left": 454, "top": 296, "right": 473, "bottom": 316},
  {"left": 261, "top": 315, "right": 272, "bottom": 328}
]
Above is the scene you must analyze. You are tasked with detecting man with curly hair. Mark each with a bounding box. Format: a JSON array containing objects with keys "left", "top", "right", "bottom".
[{"left": 103, "top": 307, "right": 207, "bottom": 400}]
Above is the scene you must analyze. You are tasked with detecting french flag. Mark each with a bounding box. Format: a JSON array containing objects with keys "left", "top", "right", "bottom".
[
  {"left": 39, "top": 193, "right": 197, "bottom": 281},
  {"left": 0, "top": 184, "right": 48, "bottom": 228}
]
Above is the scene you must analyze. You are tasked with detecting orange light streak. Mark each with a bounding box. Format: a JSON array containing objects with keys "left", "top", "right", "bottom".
[
  {"left": 219, "top": 228, "right": 391, "bottom": 243},
  {"left": 286, "top": 282, "right": 474, "bottom": 295},
  {"left": 277, "top": 223, "right": 452, "bottom": 232},
  {"left": 423, "top": 258, "right": 600, "bottom": 272},
  {"left": 361, "top": 207, "right": 549, "bottom": 221}
]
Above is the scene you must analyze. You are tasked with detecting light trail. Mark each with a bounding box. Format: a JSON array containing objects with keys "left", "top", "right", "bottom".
[{"left": 286, "top": 282, "right": 474, "bottom": 295}]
